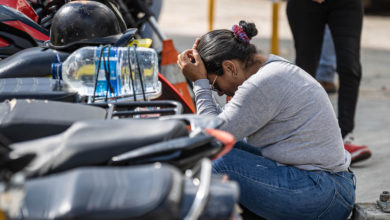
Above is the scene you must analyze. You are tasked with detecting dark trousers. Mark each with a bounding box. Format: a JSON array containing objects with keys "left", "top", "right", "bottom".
[{"left": 286, "top": 0, "right": 363, "bottom": 138}]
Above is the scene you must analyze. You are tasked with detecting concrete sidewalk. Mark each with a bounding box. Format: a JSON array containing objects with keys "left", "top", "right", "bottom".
[{"left": 158, "top": 0, "right": 390, "bottom": 203}]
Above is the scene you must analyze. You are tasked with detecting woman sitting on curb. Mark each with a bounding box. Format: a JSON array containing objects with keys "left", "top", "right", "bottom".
[{"left": 177, "top": 20, "right": 355, "bottom": 220}]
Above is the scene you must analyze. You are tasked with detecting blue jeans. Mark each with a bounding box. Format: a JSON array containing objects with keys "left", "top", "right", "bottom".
[
  {"left": 316, "top": 25, "right": 337, "bottom": 83},
  {"left": 212, "top": 142, "right": 356, "bottom": 220}
]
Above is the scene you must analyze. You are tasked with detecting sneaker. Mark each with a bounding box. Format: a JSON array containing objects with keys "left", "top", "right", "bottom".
[
  {"left": 318, "top": 80, "right": 337, "bottom": 94},
  {"left": 344, "top": 136, "right": 372, "bottom": 164}
]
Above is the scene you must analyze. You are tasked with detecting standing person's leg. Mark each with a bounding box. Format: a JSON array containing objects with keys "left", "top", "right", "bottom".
[
  {"left": 212, "top": 145, "right": 355, "bottom": 220},
  {"left": 328, "top": 0, "right": 371, "bottom": 164},
  {"left": 286, "top": 0, "right": 327, "bottom": 76},
  {"left": 327, "top": 0, "right": 363, "bottom": 138},
  {"left": 316, "top": 25, "right": 337, "bottom": 93}
]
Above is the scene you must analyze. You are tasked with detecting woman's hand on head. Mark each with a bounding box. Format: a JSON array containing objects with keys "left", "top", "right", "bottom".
[{"left": 177, "top": 38, "right": 208, "bottom": 82}]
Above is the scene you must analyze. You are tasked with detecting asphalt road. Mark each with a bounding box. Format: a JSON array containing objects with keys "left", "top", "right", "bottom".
[{"left": 158, "top": 0, "right": 390, "bottom": 203}]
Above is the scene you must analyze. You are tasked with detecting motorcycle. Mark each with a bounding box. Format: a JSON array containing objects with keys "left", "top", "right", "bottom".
[
  {"left": 0, "top": 2, "right": 242, "bottom": 218},
  {"left": 0, "top": 98, "right": 234, "bottom": 174},
  {"left": 0, "top": 98, "right": 239, "bottom": 220},
  {"left": 0, "top": 0, "right": 195, "bottom": 113},
  {"left": 0, "top": 2, "right": 49, "bottom": 59},
  {"left": 0, "top": 0, "right": 158, "bottom": 58},
  {"left": 1, "top": 158, "right": 239, "bottom": 220},
  {"left": 0, "top": 0, "right": 170, "bottom": 64}
]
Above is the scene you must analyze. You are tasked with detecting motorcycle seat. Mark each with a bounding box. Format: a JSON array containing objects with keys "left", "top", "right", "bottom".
[
  {"left": 10, "top": 118, "right": 189, "bottom": 177},
  {"left": 0, "top": 47, "right": 69, "bottom": 78},
  {"left": 21, "top": 165, "right": 183, "bottom": 220},
  {"left": 0, "top": 78, "right": 78, "bottom": 104},
  {"left": 0, "top": 99, "right": 106, "bottom": 144}
]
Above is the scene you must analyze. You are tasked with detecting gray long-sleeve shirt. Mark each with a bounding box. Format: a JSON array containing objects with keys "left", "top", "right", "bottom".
[{"left": 193, "top": 54, "right": 350, "bottom": 172}]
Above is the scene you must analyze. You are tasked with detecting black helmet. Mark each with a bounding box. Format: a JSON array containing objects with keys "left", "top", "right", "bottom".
[{"left": 49, "top": 1, "right": 125, "bottom": 51}]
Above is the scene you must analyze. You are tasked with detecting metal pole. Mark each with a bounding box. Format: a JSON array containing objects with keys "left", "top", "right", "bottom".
[
  {"left": 208, "top": 0, "right": 215, "bottom": 31},
  {"left": 271, "top": 1, "right": 280, "bottom": 55}
]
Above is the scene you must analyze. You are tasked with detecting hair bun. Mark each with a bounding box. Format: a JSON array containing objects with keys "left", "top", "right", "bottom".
[{"left": 239, "top": 20, "right": 258, "bottom": 39}]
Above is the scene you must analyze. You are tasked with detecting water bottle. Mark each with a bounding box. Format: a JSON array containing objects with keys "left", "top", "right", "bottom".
[{"left": 51, "top": 46, "right": 161, "bottom": 101}]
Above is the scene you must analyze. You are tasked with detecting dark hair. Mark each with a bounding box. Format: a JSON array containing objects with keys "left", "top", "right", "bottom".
[{"left": 197, "top": 20, "right": 258, "bottom": 75}]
